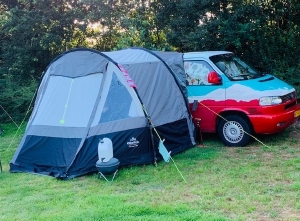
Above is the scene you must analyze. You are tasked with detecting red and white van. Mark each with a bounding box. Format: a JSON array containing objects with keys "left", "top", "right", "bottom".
[{"left": 184, "top": 51, "right": 300, "bottom": 146}]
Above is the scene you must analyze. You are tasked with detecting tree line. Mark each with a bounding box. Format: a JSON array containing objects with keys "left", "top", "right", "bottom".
[{"left": 1, "top": 0, "right": 300, "bottom": 122}]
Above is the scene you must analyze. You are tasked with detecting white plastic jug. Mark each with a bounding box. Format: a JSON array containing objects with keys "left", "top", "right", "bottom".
[{"left": 98, "top": 138, "right": 113, "bottom": 162}]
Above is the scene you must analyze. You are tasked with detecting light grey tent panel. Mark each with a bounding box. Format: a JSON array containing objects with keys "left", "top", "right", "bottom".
[
  {"left": 104, "top": 49, "right": 188, "bottom": 126},
  {"left": 32, "top": 74, "right": 103, "bottom": 127},
  {"left": 88, "top": 117, "right": 146, "bottom": 137},
  {"left": 104, "top": 48, "right": 195, "bottom": 145},
  {"left": 120, "top": 62, "right": 187, "bottom": 126},
  {"left": 104, "top": 48, "right": 160, "bottom": 64},
  {"left": 10, "top": 50, "right": 110, "bottom": 163},
  {"left": 25, "top": 125, "right": 86, "bottom": 138},
  {"left": 49, "top": 50, "right": 108, "bottom": 78},
  {"left": 153, "top": 51, "right": 187, "bottom": 97},
  {"left": 27, "top": 68, "right": 50, "bottom": 125},
  {"left": 25, "top": 73, "right": 103, "bottom": 138},
  {"left": 89, "top": 61, "right": 146, "bottom": 136},
  {"left": 91, "top": 66, "right": 144, "bottom": 126}
]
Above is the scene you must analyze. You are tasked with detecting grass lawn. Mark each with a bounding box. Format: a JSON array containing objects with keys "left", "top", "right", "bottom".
[{"left": 0, "top": 122, "right": 300, "bottom": 221}]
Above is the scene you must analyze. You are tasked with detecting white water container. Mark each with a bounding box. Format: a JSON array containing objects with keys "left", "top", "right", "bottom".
[{"left": 98, "top": 138, "right": 113, "bottom": 163}]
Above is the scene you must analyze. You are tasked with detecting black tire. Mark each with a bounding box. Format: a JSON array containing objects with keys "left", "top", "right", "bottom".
[{"left": 217, "top": 115, "right": 252, "bottom": 147}]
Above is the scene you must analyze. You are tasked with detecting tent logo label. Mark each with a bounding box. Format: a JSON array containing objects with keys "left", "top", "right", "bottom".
[{"left": 127, "top": 137, "right": 139, "bottom": 148}]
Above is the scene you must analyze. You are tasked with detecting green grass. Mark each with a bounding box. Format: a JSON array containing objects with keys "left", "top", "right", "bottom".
[{"left": 1, "top": 123, "right": 300, "bottom": 221}]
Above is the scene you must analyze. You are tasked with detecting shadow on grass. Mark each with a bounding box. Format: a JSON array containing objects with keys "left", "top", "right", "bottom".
[
  {"left": 175, "top": 133, "right": 225, "bottom": 162},
  {"left": 249, "top": 129, "right": 293, "bottom": 147}
]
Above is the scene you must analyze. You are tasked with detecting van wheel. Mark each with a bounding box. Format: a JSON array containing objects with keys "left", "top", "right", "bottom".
[{"left": 217, "top": 115, "right": 252, "bottom": 147}]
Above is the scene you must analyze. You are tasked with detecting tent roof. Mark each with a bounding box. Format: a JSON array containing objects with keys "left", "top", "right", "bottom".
[{"left": 103, "top": 48, "right": 161, "bottom": 64}]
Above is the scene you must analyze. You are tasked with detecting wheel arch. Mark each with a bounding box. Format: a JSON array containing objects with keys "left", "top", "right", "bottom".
[{"left": 216, "top": 110, "right": 254, "bottom": 133}]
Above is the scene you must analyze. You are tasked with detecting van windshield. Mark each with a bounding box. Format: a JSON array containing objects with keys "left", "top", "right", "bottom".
[{"left": 210, "top": 54, "right": 264, "bottom": 80}]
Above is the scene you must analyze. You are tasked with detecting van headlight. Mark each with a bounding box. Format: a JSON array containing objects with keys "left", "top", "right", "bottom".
[{"left": 259, "top": 96, "right": 282, "bottom": 106}]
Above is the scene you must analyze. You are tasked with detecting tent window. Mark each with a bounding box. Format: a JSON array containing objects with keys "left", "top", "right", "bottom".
[
  {"left": 99, "top": 73, "right": 133, "bottom": 123},
  {"left": 32, "top": 74, "right": 102, "bottom": 127}
]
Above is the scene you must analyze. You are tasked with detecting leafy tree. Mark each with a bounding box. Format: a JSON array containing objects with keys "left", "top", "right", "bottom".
[
  {"left": 1, "top": 0, "right": 300, "bottom": 122},
  {"left": 154, "top": 0, "right": 300, "bottom": 92},
  {"left": 80, "top": 0, "right": 128, "bottom": 51},
  {"left": 117, "top": 0, "right": 170, "bottom": 50},
  {"left": 80, "top": 0, "right": 168, "bottom": 51},
  {"left": 0, "top": 0, "right": 89, "bottom": 122}
]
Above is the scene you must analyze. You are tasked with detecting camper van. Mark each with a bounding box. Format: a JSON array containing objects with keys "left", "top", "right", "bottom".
[{"left": 184, "top": 51, "right": 300, "bottom": 146}]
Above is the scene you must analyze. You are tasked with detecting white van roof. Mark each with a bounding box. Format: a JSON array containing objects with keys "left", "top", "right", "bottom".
[{"left": 183, "top": 51, "right": 232, "bottom": 60}]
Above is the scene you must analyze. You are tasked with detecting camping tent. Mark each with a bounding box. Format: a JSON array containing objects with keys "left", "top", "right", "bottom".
[{"left": 10, "top": 48, "right": 195, "bottom": 179}]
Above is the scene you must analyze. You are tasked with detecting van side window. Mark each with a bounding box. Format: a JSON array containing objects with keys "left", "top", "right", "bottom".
[{"left": 184, "top": 61, "right": 214, "bottom": 86}]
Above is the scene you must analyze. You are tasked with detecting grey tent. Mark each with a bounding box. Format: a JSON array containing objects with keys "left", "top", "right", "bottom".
[{"left": 10, "top": 48, "right": 195, "bottom": 179}]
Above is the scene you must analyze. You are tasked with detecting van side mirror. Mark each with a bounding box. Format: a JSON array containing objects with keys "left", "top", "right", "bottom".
[{"left": 208, "top": 71, "right": 222, "bottom": 84}]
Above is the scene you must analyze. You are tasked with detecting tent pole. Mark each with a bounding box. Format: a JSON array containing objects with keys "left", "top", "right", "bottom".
[{"left": 149, "top": 124, "right": 157, "bottom": 166}]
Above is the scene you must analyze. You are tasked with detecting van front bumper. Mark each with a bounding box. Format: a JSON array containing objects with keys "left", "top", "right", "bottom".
[{"left": 249, "top": 104, "right": 300, "bottom": 134}]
